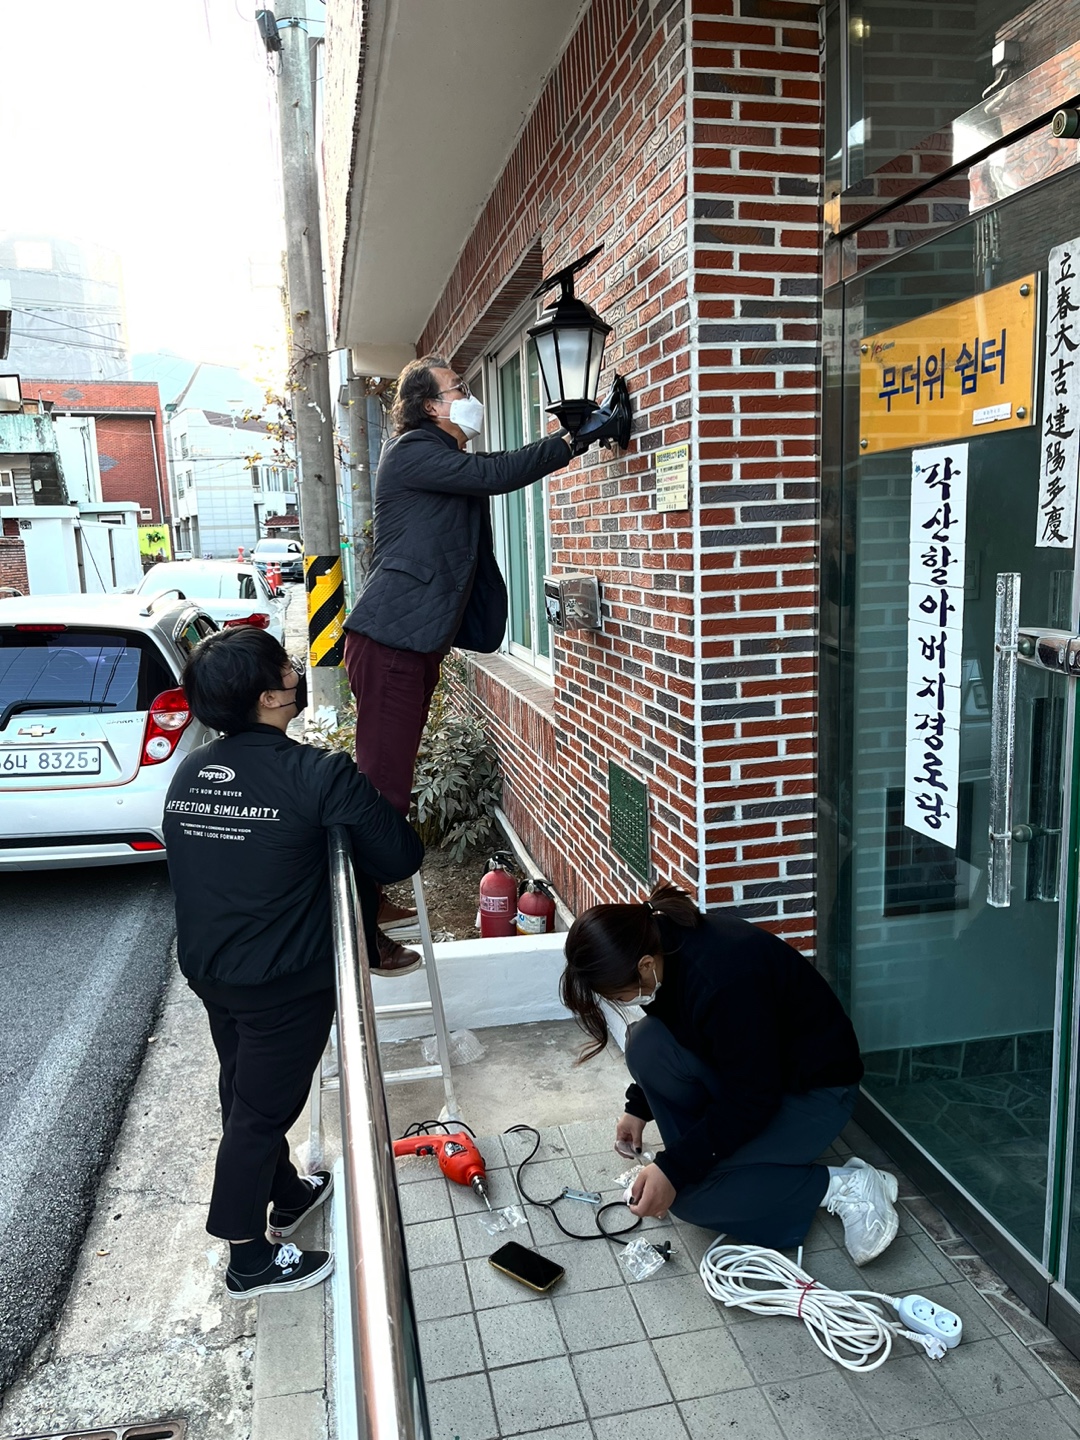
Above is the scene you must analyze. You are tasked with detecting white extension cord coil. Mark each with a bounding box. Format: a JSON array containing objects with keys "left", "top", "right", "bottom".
[{"left": 699, "top": 1242, "right": 962, "bottom": 1374}]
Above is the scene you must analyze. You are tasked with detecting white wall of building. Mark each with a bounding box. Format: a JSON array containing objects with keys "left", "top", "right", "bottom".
[
  {"left": 53, "top": 416, "right": 101, "bottom": 506},
  {"left": 167, "top": 408, "right": 296, "bottom": 559},
  {"left": 15, "top": 503, "right": 141, "bottom": 594}
]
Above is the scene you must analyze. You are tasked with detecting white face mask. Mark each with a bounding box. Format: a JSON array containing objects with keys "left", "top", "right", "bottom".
[
  {"left": 624, "top": 974, "right": 661, "bottom": 1007},
  {"left": 448, "top": 394, "right": 485, "bottom": 438}
]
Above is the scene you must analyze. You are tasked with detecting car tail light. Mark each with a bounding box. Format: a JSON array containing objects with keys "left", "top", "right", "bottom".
[
  {"left": 129, "top": 839, "right": 166, "bottom": 851},
  {"left": 14, "top": 624, "right": 67, "bottom": 632},
  {"left": 222, "top": 613, "right": 270, "bottom": 630},
  {"left": 141, "top": 687, "right": 192, "bottom": 766}
]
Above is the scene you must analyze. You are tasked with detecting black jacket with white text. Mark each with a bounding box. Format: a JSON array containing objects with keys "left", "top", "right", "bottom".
[{"left": 164, "top": 726, "right": 423, "bottom": 999}]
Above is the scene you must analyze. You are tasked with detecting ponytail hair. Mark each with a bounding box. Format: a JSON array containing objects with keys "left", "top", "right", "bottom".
[{"left": 559, "top": 881, "right": 702, "bottom": 1062}]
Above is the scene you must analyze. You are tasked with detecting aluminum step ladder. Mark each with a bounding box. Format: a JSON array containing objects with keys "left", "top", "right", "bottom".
[{"left": 309, "top": 870, "right": 461, "bottom": 1161}]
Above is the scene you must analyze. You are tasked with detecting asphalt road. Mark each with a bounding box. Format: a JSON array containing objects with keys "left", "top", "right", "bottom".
[{"left": 0, "top": 862, "right": 175, "bottom": 1391}]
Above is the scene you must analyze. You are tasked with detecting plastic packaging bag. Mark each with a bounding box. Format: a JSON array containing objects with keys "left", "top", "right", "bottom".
[
  {"left": 421, "top": 1029, "right": 486, "bottom": 1066},
  {"left": 619, "top": 1237, "right": 669, "bottom": 1282},
  {"left": 474, "top": 1204, "right": 527, "bottom": 1236}
]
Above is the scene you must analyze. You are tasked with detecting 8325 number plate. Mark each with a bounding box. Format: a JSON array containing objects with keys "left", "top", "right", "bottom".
[{"left": 0, "top": 746, "right": 102, "bottom": 775}]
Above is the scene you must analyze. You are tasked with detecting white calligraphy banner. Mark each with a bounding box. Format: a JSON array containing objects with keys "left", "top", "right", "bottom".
[
  {"left": 1036, "top": 240, "right": 1080, "bottom": 548},
  {"left": 904, "top": 443, "right": 968, "bottom": 848}
]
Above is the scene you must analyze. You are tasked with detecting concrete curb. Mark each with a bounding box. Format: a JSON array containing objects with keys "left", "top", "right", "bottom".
[{"left": 250, "top": 1203, "right": 331, "bottom": 1440}]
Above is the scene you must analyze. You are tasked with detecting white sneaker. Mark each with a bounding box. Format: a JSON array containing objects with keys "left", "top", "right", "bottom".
[{"left": 825, "top": 1156, "right": 899, "bottom": 1265}]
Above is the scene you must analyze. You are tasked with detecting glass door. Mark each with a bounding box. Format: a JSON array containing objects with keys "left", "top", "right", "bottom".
[{"left": 836, "top": 173, "right": 1080, "bottom": 1268}]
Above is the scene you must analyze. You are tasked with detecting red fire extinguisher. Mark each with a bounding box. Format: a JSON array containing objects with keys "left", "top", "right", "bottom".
[
  {"left": 516, "top": 878, "right": 556, "bottom": 935},
  {"left": 478, "top": 851, "right": 519, "bottom": 938}
]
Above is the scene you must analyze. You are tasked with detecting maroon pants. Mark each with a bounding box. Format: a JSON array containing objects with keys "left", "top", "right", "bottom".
[{"left": 344, "top": 629, "right": 444, "bottom": 814}]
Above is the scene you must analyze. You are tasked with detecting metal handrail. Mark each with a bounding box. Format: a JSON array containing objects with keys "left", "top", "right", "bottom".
[{"left": 328, "top": 825, "right": 431, "bottom": 1440}]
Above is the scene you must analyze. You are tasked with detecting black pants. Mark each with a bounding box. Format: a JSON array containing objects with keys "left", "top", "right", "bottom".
[
  {"left": 625, "top": 1016, "right": 858, "bottom": 1249},
  {"left": 202, "top": 987, "right": 336, "bottom": 1241}
]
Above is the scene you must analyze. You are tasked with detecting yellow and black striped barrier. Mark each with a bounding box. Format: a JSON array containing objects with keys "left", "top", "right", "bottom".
[{"left": 304, "top": 554, "right": 345, "bottom": 667}]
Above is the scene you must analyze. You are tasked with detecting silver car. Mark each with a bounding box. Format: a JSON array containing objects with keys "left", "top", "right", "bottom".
[{"left": 0, "top": 593, "right": 219, "bottom": 870}]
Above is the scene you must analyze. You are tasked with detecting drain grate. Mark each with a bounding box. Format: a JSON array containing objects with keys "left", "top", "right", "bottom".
[{"left": 6, "top": 1423, "right": 186, "bottom": 1440}]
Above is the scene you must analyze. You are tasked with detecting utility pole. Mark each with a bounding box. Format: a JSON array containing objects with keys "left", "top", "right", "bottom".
[
  {"left": 268, "top": 0, "right": 345, "bottom": 713},
  {"left": 346, "top": 361, "right": 373, "bottom": 585}
]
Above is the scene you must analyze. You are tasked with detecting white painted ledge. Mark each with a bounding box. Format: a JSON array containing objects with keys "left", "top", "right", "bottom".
[{"left": 371, "top": 931, "right": 638, "bottom": 1052}]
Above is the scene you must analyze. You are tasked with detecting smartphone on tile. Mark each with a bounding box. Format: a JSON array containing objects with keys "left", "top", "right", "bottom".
[{"left": 488, "top": 1241, "right": 565, "bottom": 1293}]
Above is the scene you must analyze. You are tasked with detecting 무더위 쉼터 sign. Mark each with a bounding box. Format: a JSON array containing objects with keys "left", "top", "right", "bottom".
[{"left": 859, "top": 276, "right": 1038, "bottom": 456}]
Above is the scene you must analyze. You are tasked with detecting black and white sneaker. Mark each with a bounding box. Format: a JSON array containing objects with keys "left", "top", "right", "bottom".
[
  {"left": 225, "top": 1241, "right": 334, "bottom": 1298},
  {"left": 268, "top": 1170, "right": 334, "bottom": 1239}
]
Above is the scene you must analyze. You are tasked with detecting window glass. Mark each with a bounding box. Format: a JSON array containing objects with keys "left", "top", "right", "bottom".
[
  {"left": 845, "top": 0, "right": 1063, "bottom": 185},
  {"left": 489, "top": 329, "right": 555, "bottom": 674},
  {"left": 140, "top": 564, "right": 220, "bottom": 599},
  {"left": 500, "top": 354, "right": 531, "bottom": 651},
  {"left": 0, "top": 630, "right": 172, "bottom": 717}
]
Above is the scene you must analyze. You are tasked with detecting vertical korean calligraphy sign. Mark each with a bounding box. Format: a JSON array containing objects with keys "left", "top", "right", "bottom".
[
  {"left": 905, "top": 443, "right": 969, "bottom": 849},
  {"left": 1036, "top": 240, "right": 1080, "bottom": 548}
]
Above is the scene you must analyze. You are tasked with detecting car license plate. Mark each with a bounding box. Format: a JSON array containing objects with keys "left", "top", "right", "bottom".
[{"left": 0, "top": 746, "right": 102, "bottom": 776}]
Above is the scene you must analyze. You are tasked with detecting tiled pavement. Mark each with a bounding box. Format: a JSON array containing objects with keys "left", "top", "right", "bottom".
[{"left": 398, "top": 1118, "right": 1080, "bottom": 1440}]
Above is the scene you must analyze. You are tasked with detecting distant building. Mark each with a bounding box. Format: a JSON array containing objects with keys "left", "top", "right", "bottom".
[
  {"left": 0, "top": 236, "right": 129, "bottom": 382},
  {"left": 21, "top": 380, "right": 170, "bottom": 525},
  {"left": 0, "top": 377, "right": 140, "bottom": 595},
  {"left": 168, "top": 406, "right": 296, "bottom": 559}
]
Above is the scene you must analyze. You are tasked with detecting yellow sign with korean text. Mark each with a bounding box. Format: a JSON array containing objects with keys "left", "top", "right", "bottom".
[{"left": 859, "top": 276, "right": 1038, "bottom": 455}]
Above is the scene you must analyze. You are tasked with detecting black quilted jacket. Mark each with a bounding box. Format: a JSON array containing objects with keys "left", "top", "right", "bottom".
[{"left": 345, "top": 422, "right": 570, "bottom": 654}]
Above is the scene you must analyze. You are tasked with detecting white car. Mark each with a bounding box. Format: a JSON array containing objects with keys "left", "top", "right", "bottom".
[
  {"left": 0, "top": 593, "right": 219, "bottom": 870},
  {"left": 133, "top": 560, "right": 286, "bottom": 644}
]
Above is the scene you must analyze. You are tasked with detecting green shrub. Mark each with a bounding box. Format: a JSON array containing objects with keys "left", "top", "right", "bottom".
[{"left": 303, "top": 665, "right": 502, "bottom": 862}]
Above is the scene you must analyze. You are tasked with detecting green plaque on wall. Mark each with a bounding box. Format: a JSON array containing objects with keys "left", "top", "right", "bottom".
[{"left": 608, "top": 761, "right": 650, "bottom": 882}]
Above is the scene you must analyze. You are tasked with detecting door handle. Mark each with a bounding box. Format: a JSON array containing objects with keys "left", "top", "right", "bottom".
[
  {"left": 1017, "top": 627, "right": 1080, "bottom": 672},
  {"left": 988, "top": 573, "right": 1020, "bottom": 908}
]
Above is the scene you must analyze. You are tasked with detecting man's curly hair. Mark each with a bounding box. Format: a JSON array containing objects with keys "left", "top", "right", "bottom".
[{"left": 391, "top": 354, "right": 450, "bottom": 433}]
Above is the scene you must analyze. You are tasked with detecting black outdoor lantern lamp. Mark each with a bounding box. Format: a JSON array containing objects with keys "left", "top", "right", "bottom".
[{"left": 528, "top": 245, "right": 632, "bottom": 450}]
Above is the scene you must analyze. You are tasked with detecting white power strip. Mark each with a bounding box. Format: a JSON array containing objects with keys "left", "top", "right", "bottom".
[
  {"left": 896, "top": 1293, "right": 963, "bottom": 1350},
  {"left": 699, "top": 1243, "right": 964, "bottom": 1373}
]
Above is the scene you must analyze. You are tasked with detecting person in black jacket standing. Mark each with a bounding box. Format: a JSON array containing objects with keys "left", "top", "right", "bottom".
[
  {"left": 560, "top": 885, "right": 899, "bottom": 1266},
  {"left": 344, "top": 354, "right": 610, "bottom": 963},
  {"left": 164, "top": 627, "right": 423, "bottom": 1299}
]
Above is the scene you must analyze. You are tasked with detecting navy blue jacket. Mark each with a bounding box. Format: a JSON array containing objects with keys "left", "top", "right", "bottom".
[
  {"left": 625, "top": 912, "right": 863, "bottom": 1192},
  {"left": 345, "top": 422, "right": 571, "bottom": 654}
]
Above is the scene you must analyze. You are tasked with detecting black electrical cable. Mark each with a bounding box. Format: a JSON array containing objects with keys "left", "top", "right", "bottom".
[
  {"left": 397, "top": 1119, "right": 477, "bottom": 1140},
  {"left": 502, "top": 1124, "right": 644, "bottom": 1245}
]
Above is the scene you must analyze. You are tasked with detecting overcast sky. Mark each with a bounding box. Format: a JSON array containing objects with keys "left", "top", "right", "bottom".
[{"left": 0, "top": 0, "right": 292, "bottom": 376}]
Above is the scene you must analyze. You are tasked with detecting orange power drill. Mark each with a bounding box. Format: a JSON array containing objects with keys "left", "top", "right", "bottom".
[{"left": 393, "top": 1132, "right": 491, "bottom": 1210}]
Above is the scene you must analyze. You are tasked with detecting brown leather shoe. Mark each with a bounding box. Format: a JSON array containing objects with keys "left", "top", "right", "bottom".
[
  {"left": 378, "top": 898, "right": 418, "bottom": 926},
  {"left": 372, "top": 927, "right": 422, "bottom": 975}
]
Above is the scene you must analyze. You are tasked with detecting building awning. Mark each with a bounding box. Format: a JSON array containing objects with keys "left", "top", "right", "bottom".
[{"left": 326, "top": 0, "right": 582, "bottom": 376}]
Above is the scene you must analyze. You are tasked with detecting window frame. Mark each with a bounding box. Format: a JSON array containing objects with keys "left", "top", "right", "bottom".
[{"left": 468, "top": 309, "right": 555, "bottom": 680}]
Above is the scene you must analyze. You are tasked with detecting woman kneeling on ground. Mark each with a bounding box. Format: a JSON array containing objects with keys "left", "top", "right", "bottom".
[{"left": 560, "top": 883, "right": 898, "bottom": 1266}]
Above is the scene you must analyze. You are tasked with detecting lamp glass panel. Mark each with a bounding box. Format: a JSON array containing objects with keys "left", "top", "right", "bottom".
[
  {"left": 533, "top": 330, "right": 560, "bottom": 406},
  {"left": 586, "top": 329, "right": 606, "bottom": 403},
  {"left": 554, "top": 327, "right": 591, "bottom": 401}
]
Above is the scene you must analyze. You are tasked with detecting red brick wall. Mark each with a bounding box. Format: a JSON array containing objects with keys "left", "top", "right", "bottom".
[
  {"left": 0, "top": 521, "right": 29, "bottom": 594},
  {"left": 21, "top": 380, "right": 170, "bottom": 523},
  {"left": 691, "top": 0, "right": 822, "bottom": 950},
  {"left": 424, "top": 0, "right": 697, "bottom": 917},
  {"left": 425, "top": 0, "right": 825, "bottom": 940}
]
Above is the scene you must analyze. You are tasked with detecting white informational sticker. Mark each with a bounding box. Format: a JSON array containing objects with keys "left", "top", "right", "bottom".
[
  {"left": 655, "top": 443, "right": 690, "bottom": 512},
  {"left": 904, "top": 443, "right": 968, "bottom": 849},
  {"left": 972, "top": 402, "right": 1012, "bottom": 426},
  {"left": 1036, "top": 240, "right": 1080, "bottom": 547}
]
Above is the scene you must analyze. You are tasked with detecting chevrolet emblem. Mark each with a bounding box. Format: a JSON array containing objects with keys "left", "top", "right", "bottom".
[{"left": 18, "top": 724, "right": 56, "bottom": 738}]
